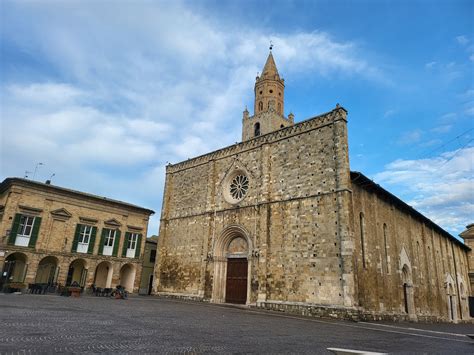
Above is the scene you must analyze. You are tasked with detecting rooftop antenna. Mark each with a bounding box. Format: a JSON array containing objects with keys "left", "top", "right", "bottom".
[
  {"left": 24, "top": 171, "right": 32, "bottom": 179},
  {"left": 46, "top": 173, "right": 55, "bottom": 185},
  {"left": 32, "top": 162, "right": 44, "bottom": 180}
]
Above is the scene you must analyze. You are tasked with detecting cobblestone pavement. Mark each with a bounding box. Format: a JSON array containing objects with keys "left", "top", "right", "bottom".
[{"left": 0, "top": 294, "right": 473, "bottom": 354}]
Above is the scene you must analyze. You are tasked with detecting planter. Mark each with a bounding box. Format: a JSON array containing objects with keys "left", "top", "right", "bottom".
[
  {"left": 67, "top": 287, "right": 82, "bottom": 297},
  {"left": 5, "top": 282, "right": 26, "bottom": 293}
]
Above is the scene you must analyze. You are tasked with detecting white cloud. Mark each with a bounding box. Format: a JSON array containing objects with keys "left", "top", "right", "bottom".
[
  {"left": 0, "top": 2, "right": 388, "bottom": 235},
  {"left": 374, "top": 147, "right": 474, "bottom": 234},
  {"left": 425, "top": 61, "right": 437, "bottom": 69},
  {"left": 383, "top": 109, "right": 396, "bottom": 118},
  {"left": 439, "top": 112, "right": 457, "bottom": 123},
  {"left": 465, "top": 107, "right": 474, "bottom": 116},
  {"left": 431, "top": 125, "right": 452, "bottom": 134},
  {"left": 456, "top": 35, "right": 469, "bottom": 46},
  {"left": 397, "top": 129, "right": 423, "bottom": 145}
]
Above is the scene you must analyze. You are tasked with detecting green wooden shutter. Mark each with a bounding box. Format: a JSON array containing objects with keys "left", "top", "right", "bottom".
[
  {"left": 122, "top": 232, "right": 130, "bottom": 257},
  {"left": 135, "top": 234, "right": 143, "bottom": 259},
  {"left": 98, "top": 228, "right": 107, "bottom": 255},
  {"left": 112, "top": 230, "right": 121, "bottom": 257},
  {"left": 8, "top": 213, "right": 22, "bottom": 245},
  {"left": 71, "top": 224, "right": 81, "bottom": 252},
  {"left": 87, "top": 226, "right": 97, "bottom": 254},
  {"left": 28, "top": 216, "right": 42, "bottom": 248}
]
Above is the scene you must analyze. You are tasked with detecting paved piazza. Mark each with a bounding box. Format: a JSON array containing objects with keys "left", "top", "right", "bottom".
[{"left": 0, "top": 294, "right": 473, "bottom": 354}]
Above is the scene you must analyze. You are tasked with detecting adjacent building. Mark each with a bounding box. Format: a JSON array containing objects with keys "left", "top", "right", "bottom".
[
  {"left": 0, "top": 178, "right": 154, "bottom": 293},
  {"left": 154, "top": 51, "right": 472, "bottom": 322},
  {"left": 139, "top": 235, "right": 158, "bottom": 295}
]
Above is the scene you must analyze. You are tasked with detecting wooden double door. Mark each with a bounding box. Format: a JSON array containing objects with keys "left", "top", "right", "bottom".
[{"left": 225, "top": 258, "right": 248, "bottom": 304}]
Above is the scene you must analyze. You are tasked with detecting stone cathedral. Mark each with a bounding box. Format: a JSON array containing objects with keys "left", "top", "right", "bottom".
[{"left": 155, "top": 51, "right": 473, "bottom": 322}]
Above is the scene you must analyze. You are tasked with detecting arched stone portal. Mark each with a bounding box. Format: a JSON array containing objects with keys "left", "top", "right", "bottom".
[
  {"left": 401, "top": 264, "right": 416, "bottom": 320},
  {"left": 66, "top": 259, "right": 88, "bottom": 287},
  {"left": 445, "top": 274, "right": 458, "bottom": 322},
  {"left": 211, "top": 225, "right": 252, "bottom": 304},
  {"left": 119, "top": 264, "right": 136, "bottom": 292},
  {"left": 35, "top": 256, "right": 59, "bottom": 284},
  {"left": 0, "top": 252, "right": 28, "bottom": 288},
  {"left": 94, "top": 261, "right": 113, "bottom": 288}
]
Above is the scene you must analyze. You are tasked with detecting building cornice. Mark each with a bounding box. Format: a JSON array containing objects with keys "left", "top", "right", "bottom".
[
  {"left": 167, "top": 106, "right": 347, "bottom": 174},
  {"left": 0, "top": 178, "right": 154, "bottom": 216}
]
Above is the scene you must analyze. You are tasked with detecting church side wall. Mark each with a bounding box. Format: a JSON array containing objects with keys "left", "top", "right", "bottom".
[{"left": 351, "top": 184, "right": 471, "bottom": 322}]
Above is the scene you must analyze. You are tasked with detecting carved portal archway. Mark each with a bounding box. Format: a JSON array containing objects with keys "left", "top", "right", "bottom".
[
  {"left": 211, "top": 225, "right": 252, "bottom": 304},
  {"left": 399, "top": 247, "right": 416, "bottom": 321},
  {"left": 445, "top": 273, "right": 458, "bottom": 322}
]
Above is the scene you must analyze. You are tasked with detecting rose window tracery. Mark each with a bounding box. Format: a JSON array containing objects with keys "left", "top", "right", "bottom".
[{"left": 229, "top": 175, "right": 249, "bottom": 200}]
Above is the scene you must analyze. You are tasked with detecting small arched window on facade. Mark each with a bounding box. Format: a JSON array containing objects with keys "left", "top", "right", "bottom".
[
  {"left": 383, "top": 223, "right": 389, "bottom": 274},
  {"left": 278, "top": 102, "right": 282, "bottom": 114},
  {"left": 254, "top": 122, "right": 261, "bottom": 137},
  {"left": 258, "top": 101, "right": 263, "bottom": 112},
  {"left": 360, "top": 212, "right": 366, "bottom": 269}
]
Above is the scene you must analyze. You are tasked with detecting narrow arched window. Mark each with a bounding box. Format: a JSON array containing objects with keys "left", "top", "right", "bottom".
[
  {"left": 254, "top": 122, "right": 261, "bottom": 137},
  {"left": 383, "top": 223, "right": 389, "bottom": 274},
  {"left": 360, "top": 212, "right": 366, "bottom": 269},
  {"left": 278, "top": 102, "right": 282, "bottom": 114},
  {"left": 258, "top": 101, "right": 263, "bottom": 112}
]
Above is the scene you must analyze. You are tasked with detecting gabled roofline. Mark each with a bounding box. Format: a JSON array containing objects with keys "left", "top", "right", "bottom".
[
  {"left": 0, "top": 177, "right": 155, "bottom": 216},
  {"left": 350, "top": 171, "right": 470, "bottom": 252}
]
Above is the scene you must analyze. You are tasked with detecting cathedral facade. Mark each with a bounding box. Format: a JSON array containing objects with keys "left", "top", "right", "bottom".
[{"left": 155, "top": 52, "right": 472, "bottom": 322}]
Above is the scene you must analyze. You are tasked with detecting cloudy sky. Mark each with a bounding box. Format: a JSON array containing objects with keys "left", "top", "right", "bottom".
[{"left": 1, "top": 0, "right": 473, "bottom": 238}]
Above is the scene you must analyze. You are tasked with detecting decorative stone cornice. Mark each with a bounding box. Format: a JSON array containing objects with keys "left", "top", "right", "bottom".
[
  {"left": 50, "top": 208, "right": 72, "bottom": 220},
  {"left": 167, "top": 107, "right": 347, "bottom": 174},
  {"left": 104, "top": 218, "right": 122, "bottom": 227},
  {"left": 127, "top": 225, "right": 143, "bottom": 231},
  {"left": 79, "top": 216, "right": 98, "bottom": 224},
  {"left": 18, "top": 205, "right": 43, "bottom": 215}
]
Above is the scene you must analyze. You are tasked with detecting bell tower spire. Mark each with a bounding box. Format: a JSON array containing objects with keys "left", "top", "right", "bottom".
[
  {"left": 254, "top": 48, "right": 285, "bottom": 116},
  {"left": 242, "top": 47, "right": 294, "bottom": 141}
]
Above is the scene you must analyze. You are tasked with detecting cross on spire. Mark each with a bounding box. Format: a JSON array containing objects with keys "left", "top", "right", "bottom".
[{"left": 269, "top": 40, "right": 273, "bottom": 51}]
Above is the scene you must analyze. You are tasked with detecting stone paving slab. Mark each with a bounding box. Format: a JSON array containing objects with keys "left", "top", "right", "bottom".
[{"left": 0, "top": 294, "right": 472, "bottom": 354}]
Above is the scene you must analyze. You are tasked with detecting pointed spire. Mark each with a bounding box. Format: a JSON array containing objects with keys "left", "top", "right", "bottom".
[{"left": 261, "top": 51, "right": 279, "bottom": 78}]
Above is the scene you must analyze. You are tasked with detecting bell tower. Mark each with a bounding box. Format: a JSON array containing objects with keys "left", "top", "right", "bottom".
[
  {"left": 254, "top": 51, "right": 285, "bottom": 115},
  {"left": 242, "top": 48, "right": 294, "bottom": 141}
]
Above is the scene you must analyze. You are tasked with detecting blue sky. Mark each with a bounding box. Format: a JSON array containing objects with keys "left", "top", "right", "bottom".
[{"left": 1, "top": 0, "right": 473, "bottom": 237}]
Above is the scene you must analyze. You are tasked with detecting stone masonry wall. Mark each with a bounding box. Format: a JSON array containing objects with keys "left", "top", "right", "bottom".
[
  {"left": 351, "top": 183, "right": 471, "bottom": 322},
  {"left": 156, "top": 107, "right": 355, "bottom": 308}
]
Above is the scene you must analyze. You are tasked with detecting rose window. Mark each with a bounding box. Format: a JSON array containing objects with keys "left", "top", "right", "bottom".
[{"left": 229, "top": 175, "right": 249, "bottom": 201}]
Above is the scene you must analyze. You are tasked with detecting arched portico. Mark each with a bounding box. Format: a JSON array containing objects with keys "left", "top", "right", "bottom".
[
  {"left": 35, "top": 256, "right": 59, "bottom": 284},
  {"left": 0, "top": 252, "right": 28, "bottom": 288},
  {"left": 94, "top": 261, "right": 113, "bottom": 288},
  {"left": 119, "top": 263, "right": 136, "bottom": 292},
  {"left": 211, "top": 224, "right": 252, "bottom": 304},
  {"left": 66, "top": 259, "right": 88, "bottom": 287}
]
